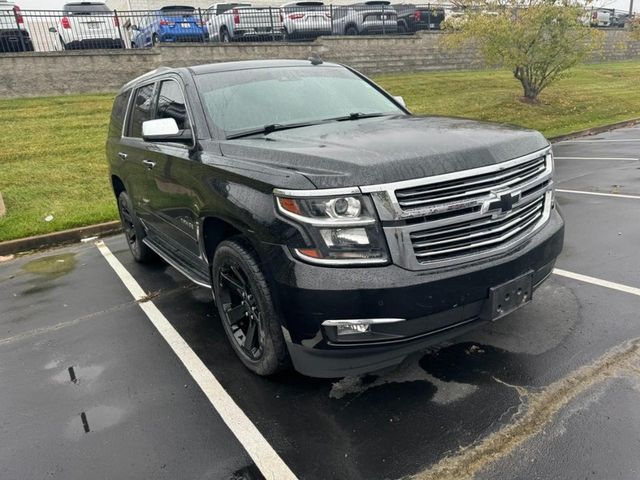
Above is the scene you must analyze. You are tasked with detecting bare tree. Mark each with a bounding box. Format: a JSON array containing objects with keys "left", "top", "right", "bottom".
[{"left": 443, "top": 0, "right": 603, "bottom": 102}]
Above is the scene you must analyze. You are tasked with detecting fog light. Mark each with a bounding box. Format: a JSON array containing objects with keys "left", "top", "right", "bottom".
[
  {"left": 336, "top": 323, "right": 371, "bottom": 336},
  {"left": 322, "top": 318, "right": 405, "bottom": 338}
]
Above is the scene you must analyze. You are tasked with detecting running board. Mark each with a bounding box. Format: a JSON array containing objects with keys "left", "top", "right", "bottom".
[{"left": 143, "top": 237, "right": 212, "bottom": 289}]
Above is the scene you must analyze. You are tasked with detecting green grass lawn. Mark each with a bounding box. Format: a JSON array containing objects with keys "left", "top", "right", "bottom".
[{"left": 1, "top": 61, "right": 639, "bottom": 242}]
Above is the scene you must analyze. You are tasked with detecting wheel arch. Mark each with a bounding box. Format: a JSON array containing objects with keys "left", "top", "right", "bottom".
[
  {"left": 200, "top": 216, "right": 244, "bottom": 265},
  {"left": 344, "top": 22, "right": 358, "bottom": 34},
  {"left": 111, "top": 175, "right": 126, "bottom": 198}
]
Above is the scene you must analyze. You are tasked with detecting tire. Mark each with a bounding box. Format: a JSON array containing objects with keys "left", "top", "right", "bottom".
[
  {"left": 117, "top": 191, "right": 156, "bottom": 263},
  {"left": 212, "top": 237, "right": 290, "bottom": 376},
  {"left": 345, "top": 25, "right": 358, "bottom": 35},
  {"left": 398, "top": 22, "right": 407, "bottom": 34},
  {"left": 131, "top": 41, "right": 136, "bottom": 49},
  {"left": 220, "top": 27, "right": 231, "bottom": 43},
  {"left": 152, "top": 33, "right": 160, "bottom": 46}
]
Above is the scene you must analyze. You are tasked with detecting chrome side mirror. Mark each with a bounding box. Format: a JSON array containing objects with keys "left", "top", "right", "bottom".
[
  {"left": 142, "top": 118, "right": 191, "bottom": 143},
  {"left": 393, "top": 96, "right": 406, "bottom": 108}
]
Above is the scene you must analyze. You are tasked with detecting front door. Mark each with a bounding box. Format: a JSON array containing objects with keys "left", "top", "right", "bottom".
[{"left": 141, "top": 78, "right": 202, "bottom": 260}]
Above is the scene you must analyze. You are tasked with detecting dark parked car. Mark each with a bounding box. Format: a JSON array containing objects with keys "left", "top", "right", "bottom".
[
  {"left": 106, "top": 60, "right": 564, "bottom": 378},
  {"left": 611, "top": 12, "right": 630, "bottom": 27},
  {"left": 393, "top": 3, "right": 445, "bottom": 32},
  {"left": 0, "top": 0, "right": 34, "bottom": 52}
]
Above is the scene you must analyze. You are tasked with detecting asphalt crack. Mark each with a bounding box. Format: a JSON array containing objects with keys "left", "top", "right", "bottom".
[{"left": 411, "top": 338, "right": 640, "bottom": 480}]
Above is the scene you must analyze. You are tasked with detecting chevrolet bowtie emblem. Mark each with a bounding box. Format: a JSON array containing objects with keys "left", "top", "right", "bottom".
[{"left": 489, "top": 191, "right": 520, "bottom": 213}]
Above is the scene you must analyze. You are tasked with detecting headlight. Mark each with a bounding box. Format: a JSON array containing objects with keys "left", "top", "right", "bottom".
[{"left": 274, "top": 188, "right": 389, "bottom": 265}]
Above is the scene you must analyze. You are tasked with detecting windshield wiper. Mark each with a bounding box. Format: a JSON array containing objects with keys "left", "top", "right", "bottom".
[
  {"left": 327, "top": 112, "right": 394, "bottom": 122},
  {"left": 225, "top": 113, "right": 394, "bottom": 139},
  {"left": 226, "top": 121, "right": 321, "bottom": 139}
]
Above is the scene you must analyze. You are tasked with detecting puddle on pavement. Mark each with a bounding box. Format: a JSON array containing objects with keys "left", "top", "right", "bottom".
[
  {"left": 65, "top": 405, "right": 126, "bottom": 439},
  {"left": 52, "top": 364, "right": 105, "bottom": 385},
  {"left": 330, "top": 355, "right": 478, "bottom": 405},
  {"left": 21, "top": 253, "right": 77, "bottom": 279},
  {"left": 19, "top": 253, "right": 77, "bottom": 295}
]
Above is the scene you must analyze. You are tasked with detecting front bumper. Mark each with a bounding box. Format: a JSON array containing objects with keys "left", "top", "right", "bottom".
[{"left": 262, "top": 208, "right": 564, "bottom": 377}]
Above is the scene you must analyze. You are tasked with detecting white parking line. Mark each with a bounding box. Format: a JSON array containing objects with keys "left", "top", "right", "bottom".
[
  {"left": 558, "top": 139, "right": 640, "bottom": 143},
  {"left": 554, "top": 269, "right": 640, "bottom": 297},
  {"left": 554, "top": 157, "right": 638, "bottom": 161},
  {"left": 96, "top": 241, "right": 298, "bottom": 480},
  {"left": 555, "top": 189, "right": 640, "bottom": 200}
]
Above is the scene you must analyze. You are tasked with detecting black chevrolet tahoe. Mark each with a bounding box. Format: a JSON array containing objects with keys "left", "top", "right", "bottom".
[{"left": 106, "top": 59, "right": 564, "bottom": 378}]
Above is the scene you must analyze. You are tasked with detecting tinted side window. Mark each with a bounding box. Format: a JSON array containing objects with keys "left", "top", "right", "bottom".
[
  {"left": 128, "top": 84, "right": 156, "bottom": 138},
  {"left": 109, "top": 90, "right": 130, "bottom": 138},
  {"left": 156, "top": 80, "right": 190, "bottom": 131}
]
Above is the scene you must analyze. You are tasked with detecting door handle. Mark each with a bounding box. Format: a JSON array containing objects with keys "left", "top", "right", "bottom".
[
  {"left": 118, "top": 152, "right": 128, "bottom": 160},
  {"left": 142, "top": 160, "right": 157, "bottom": 170}
]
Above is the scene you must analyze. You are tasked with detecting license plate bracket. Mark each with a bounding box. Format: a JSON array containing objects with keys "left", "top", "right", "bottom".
[{"left": 480, "top": 271, "right": 533, "bottom": 321}]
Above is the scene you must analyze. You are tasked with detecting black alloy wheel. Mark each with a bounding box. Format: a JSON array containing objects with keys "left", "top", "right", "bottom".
[
  {"left": 218, "top": 263, "right": 264, "bottom": 360},
  {"left": 212, "top": 238, "right": 290, "bottom": 375}
]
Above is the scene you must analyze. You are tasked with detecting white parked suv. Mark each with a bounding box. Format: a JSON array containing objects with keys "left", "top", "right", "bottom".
[
  {"left": 206, "top": 2, "right": 284, "bottom": 42},
  {"left": 331, "top": 1, "right": 398, "bottom": 36},
  {"left": 281, "top": 1, "right": 331, "bottom": 40},
  {"left": 0, "top": 0, "right": 33, "bottom": 52},
  {"left": 54, "top": 1, "right": 124, "bottom": 50}
]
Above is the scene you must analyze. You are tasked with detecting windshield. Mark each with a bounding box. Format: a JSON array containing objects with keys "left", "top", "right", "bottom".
[{"left": 195, "top": 66, "right": 404, "bottom": 137}]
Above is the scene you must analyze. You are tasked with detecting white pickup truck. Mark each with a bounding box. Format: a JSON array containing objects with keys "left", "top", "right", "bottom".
[
  {"left": 206, "top": 3, "right": 284, "bottom": 42},
  {"left": 583, "top": 8, "right": 613, "bottom": 27}
]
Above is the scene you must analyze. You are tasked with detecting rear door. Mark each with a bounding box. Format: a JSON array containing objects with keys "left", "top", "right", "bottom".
[{"left": 119, "top": 82, "right": 159, "bottom": 230}]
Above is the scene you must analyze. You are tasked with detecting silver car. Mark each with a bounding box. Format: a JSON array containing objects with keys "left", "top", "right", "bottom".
[
  {"left": 331, "top": 0, "right": 398, "bottom": 36},
  {"left": 281, "top": 1, "right": 331, "bottom": 40}
]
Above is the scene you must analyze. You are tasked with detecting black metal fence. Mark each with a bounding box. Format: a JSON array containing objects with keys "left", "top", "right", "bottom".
[
  {"left": 0, "top": 4, "right": 449, "bottom": 53},
  {"left": 0, "top": 5, "right": 634, "bottom": 54}
]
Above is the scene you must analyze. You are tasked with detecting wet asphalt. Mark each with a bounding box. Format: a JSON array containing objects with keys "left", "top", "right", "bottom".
[{"left": 1, "top": 126, "right": 639, "bottom": 480}]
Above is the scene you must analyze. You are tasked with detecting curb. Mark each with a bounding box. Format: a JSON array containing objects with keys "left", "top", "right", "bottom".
[
  {"left": 1, "top": 118, "right": 639, "bottom": 257},
  {"left": 0, "top": 221, "right": 121, "bottom": 257},
  {"left": 548, "top": 117, "right": 640, "bottom": 143}
]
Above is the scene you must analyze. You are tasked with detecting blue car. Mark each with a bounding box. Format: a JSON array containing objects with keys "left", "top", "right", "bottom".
[{"left": 131, "top": 5, "right": 208, "bottom": 48}]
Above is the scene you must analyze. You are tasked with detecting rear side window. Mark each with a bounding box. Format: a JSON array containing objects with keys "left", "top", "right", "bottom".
[
  {"left": 156, "top": 80, "right": 190, "bottom": 131},
  {"left": 109, "top": 90, "right": 130, "bottom": 138},
  {"left": 128, "top": 83, "right": 156, "bottom": 138}
]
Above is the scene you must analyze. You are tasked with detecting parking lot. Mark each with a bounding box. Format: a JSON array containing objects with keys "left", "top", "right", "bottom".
[{"left": 1, "top": 125, "right": 639, "bottom": 480}]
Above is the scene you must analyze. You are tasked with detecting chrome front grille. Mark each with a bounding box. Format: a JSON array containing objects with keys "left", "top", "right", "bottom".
[
  {"left": 395, "top": 154, "right": 546, "bottom": 211},
  {"left": 361, "top": 147, "right": 554, "bottom": 270},
  {"left": 410, "top": 195, "right": 545, "bottom": 261}
]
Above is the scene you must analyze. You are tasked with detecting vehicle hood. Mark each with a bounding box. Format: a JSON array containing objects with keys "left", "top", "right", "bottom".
[{"left": 219, "top": 115, "right": 550, "bottom": 189}]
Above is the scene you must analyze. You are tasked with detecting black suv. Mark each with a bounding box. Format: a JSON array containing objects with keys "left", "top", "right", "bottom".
[{"left": 106, "top": 60, "right": 564, "bottom": 378}]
